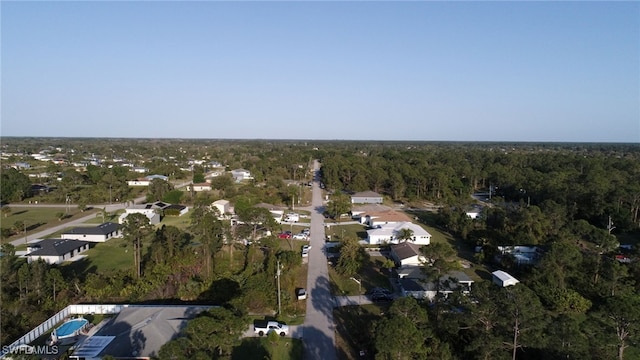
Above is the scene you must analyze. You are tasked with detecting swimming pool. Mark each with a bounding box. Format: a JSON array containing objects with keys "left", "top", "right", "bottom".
[{"left": 50, "top": 318, "right": 89, "bottom": 345}]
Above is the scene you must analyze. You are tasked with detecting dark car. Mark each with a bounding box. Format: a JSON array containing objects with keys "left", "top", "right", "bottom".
[{"left": 371, "top": 293, "right": 393, "bottom": 302}]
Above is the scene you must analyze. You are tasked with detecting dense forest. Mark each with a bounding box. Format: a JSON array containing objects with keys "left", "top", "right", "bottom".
[{"left": 1, "top": 139, "right": 639, "bottom": 359}]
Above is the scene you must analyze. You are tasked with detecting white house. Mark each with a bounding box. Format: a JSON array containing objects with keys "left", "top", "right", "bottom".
[
  {"left": 118, "top": 201, "right": 171, "bottom": 225},
  {"left": 351, "top": 191, "right": 383, "bottom": 204},
  {"left": 127, "top": 178, "right": 151, "bottom": 186},
  {"left": 211, "top": 199, "right": 233, "bottom": 217},
  {"left": 230, "top": 169, "right": 253, "bottom": 182},
  {"left": 27, "top": 239, "right": 90, "bottom": 265},
  {"left": 366, "top": 222, "right": 431, "bottom": 245},
  {"left": 61, "top": 222, "right": 122, "bottom": 242},
  {"left": 188, "top": 183, "right": 212, "bottom": 192},
  {"left": 390, "top": 242, "right": 426, "bottom": 267},
  {"left": 492, "top": 270, "right": 520, "bottom": 287},
  {"left": 132, "top": 167, "right": 148, "bottom": 174},
  {"left": 359, "top": 210, "right": 414, "bottom": 227}
]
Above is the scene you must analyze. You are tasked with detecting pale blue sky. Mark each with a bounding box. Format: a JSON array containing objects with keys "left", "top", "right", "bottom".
[{"left": 2, "top": 1, "right": 639, "bottom": 142}]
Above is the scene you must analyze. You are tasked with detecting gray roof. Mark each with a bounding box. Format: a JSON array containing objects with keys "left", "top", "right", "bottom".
[
  {"left": 64, "top": 222, "right": 121, "bottom": 236},
  {"left": 94, "top": 306, "right": 211, "bottom": 359},
  {"left": 391, "top": 242, "right": 422, "bottom": 260},
  {"left": 29, "top": 239, "right": 89, "bottom": 257},
  {"left": 351, "top": 191, "right": 382, "bottom": 198}
]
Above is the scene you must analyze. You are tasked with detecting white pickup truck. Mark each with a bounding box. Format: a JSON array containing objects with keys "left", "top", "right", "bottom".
[{"left": 254, "top": 320, "right": 289, "bottom": 337}]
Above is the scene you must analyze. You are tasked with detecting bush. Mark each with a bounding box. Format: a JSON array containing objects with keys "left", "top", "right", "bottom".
[{"left": 164, "top": 208, "right": 181, "bottom": 217}]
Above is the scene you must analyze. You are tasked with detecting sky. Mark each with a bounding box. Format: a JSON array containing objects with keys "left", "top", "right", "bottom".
[{"left": 1, "top": 1, "right": 639, "bottom": 142}]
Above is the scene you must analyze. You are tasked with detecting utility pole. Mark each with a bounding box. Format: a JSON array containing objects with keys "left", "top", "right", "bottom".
[
  {"left": 276, "top": 260, "right": 282, "bottom": 315},
  {"left": 607, "top": 216, "right": 616, "bottom": 234}
]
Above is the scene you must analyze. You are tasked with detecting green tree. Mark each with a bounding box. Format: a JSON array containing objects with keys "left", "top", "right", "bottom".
[
  {"left": 496, "top": 285, "right": 546, "bottom": 360},
  {"left": 147, "top": 178, "right": 174, "bottom": 202},
  {"left": 0, "top": 168, "right": 31, "bottom": 203},
  {"left": 326, "top": 192, "right": 351, "bottom": 220},
  {"left": 597, "top": 294, "right": 640, "bottom": 360},
  {"left": 122, "top": 213, "right": 153, "bottom": 278},
  {"left": 374, "top": 316, "right": 427, "bottom": 360},
  {"left": 1, "top": 206, "right": 12, "bottom": 218},
  {"left": 396, "top": 228, "right": 414, "bottom": 243},
  {"left": 336, "top": 237, "right": 365, "bottom": 277}
]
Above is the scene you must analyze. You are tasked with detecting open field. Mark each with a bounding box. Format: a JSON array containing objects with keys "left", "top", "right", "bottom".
[
  {"left": 324, "top": 223, "right": 367, "bottom": 242},
  {"left": 1, "top": 206, "right": 96, "bottom": 244}
]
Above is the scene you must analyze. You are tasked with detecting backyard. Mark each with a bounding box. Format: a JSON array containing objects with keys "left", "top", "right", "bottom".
[{"left": 1, "top": 206, "right": 94, "bottom": 244}]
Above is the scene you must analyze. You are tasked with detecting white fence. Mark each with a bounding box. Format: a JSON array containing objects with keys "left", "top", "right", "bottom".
[{"left": 1, "top": 304, "right": 127, "bottom": 358}]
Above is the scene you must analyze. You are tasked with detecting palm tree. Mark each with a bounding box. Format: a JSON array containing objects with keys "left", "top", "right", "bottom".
[{"left": 396, "top": 228, "right": 415, "bottom": 243}]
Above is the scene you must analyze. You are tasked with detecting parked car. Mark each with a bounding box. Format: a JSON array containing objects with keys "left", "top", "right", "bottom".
[
  {"left": 254, "top": 320, "right": 289, "bottom": 337},
  {"left": 296, "top": 288, "right": 307, "bottom": 300},
  {"left": 302, "top": 245, "right": 312, "bottom": 252},
  {"left": 302, "top": 249, "right": 309, "bottom": 257},
  {"left": 278, "top": 233, "right": 292, "bottom": 239},
  {"left": 302, "top": 228, "right": 310, "bottom": 236},
  {"left": 371, "top": 293, "right": 393, "bottom": 302},
  {"left": 292, "top": 233, "right": 307, "bottom": 240}
]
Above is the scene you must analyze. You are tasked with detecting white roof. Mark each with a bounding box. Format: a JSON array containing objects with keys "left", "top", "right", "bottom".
[
  {"left": 367, "top": 221, "right": 431, "bottom": 238},
  {"left": 492, "top": 270, "right": 519, "bottom": 283}
]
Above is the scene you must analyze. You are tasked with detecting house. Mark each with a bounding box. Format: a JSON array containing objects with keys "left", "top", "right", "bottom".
[
  {"left": 26, "top": 239, "right": 90, "bottom": 265},
  {"left": 254, "top": 203, "right": 285, "bottom": 223},
  {"left": 61, "top": 222, "right": 122, "bottom": 242},
  {"left": 492, "top": 270, "right": 520, "bottom": 287},
  {"left": 187, "top": 182, "right": 212, "bottom": 192},
  {"left": 399, "top": 271, "right": 474, "bottom": 300},
  {"left": 359, "top": 209, "right": 414, "bottom": 227},
  {"left": 390, "top": 242, "right": 426, "bottom": 267},
  {"left": 230, "top": 168, "right": 253, "bottom": 182},
  {"left": 366, "top": 221, "right": 431, "bottom": 245},
  {"left": 211, "top": 199, "right": 233, "bottom": 217},
  {"left": 70, "top": 306, "right": 211, "bottom": 360},
  {"left": 127, "top": 174, "right": 170, "bottom": 186},
  {"left": 496, "top": 246, "right": 541, "bottom": 265},
  {"left": 118, "top": 201, "right": 171, "bottom": 225},
  {"left": 351, "top": 191, "right": 383, "bottom": 204}
]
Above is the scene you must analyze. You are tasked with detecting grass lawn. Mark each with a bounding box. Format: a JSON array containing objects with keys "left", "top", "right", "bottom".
[
  {"left": 62, "top": 237, "right": 134, "bottom": 277},
  {"left": 1, "top": 207, "right": 95, "bottom": 244},
  {"left": 324, "top": 223, "right": 367, "bottom": 242},
  {"left": 334, "top": 304, "right": 388, "bottom": 360},
  {"left": 328, "top": 254, "right": 392, "bottom": 296},
  {"left": 232, "top": 337, "right": 303, "bottom": 360},
  {"left": 158, "top": 213, "right": 192, "bottom": 230}
]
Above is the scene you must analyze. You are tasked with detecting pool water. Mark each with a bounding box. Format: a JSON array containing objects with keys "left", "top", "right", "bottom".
[{"left": 55, "top": 318, "right": 89, "bottom": 337}]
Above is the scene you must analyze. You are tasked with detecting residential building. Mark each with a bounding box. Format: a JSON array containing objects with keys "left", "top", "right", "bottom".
[
  {"left": 390, "top": 242, "right": 426, "bottom": 267},
  {"left": 187, "top": 182, "right": 212, "bottom": 192},
  {"left": 61, "top": 222, "right": 122, "bottom": 242},
  {"left": 351, "top": 191, "right": 383, "bottom": 204},
  {"left": 399, "top": 271, "right": 474, "bottom": 301},
  {"left": 366, "top": 221, "right": 431, "bottom": 245},
  {"left": 26, "top": 239, "right": 90, "bottom": 265},
  {"left": 118, "top": 201, "right": 171, "bottom": 225},
  {"left": 230, "top": 168, "right": 253, "bottom": 182}
]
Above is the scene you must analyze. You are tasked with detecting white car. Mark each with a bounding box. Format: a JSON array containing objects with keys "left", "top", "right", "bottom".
[
  {"left": 302, "top": 245, "right": 312, "bottom": 252},
  {"left": 301, "top": 249, "right": 309, "bottom": 257},
  {"left": 292, "top": 233, "right": 307, "bottom": 240},
  {"left": 296, "top": 288, "right": 307, "bottom": 300}
]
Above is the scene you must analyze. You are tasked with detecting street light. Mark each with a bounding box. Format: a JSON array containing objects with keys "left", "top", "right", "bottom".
[{"left": 350, "top": 277, "right": 361, "bottom": 305}]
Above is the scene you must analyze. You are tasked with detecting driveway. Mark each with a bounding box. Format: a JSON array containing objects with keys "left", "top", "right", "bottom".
[{"left": 301, "top": 160, "right": 337, "bottom": 360}]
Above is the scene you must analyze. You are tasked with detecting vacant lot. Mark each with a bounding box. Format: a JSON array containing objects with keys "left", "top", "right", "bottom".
[
  {"left": 1, "top": 206, "right": 94, "bottom": 244},
  {"left": 232, "top": 337, "right": 303, "bottom": 360},
  {"left": 334, "top": 304, "right": 387, "bottom": 360}
]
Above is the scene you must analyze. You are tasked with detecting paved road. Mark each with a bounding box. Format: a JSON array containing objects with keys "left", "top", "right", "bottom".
[
  {"left": 7, "top": 181, "right": 193, "bottom": 247},
  {"left": 302, "top": 160, "right": 337, "bottom": 360}
]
